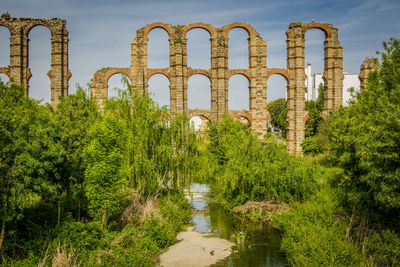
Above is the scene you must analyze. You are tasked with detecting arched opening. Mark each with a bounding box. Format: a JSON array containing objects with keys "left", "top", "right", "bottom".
[
  {"left": 228, "top": 28, "right": 249, "bottom": 69},
  {"left": 267, "top": 74, "right": 287, "bottom": 103},
  {"left": 267, "top": 74, "right": 288, "bottom": 135},
  {"left": 0, "top": 26, "right": 10, "bottom": 67},
  {"left": 0, "top": 73, "right": 9, "bottom": 83},
  {"left": 188, "top": 74, "right": 211, "bottom": 109},
  {"left": 107, "top": 73, "right": 130, "bottom": 99},
  {"left": 187, "top": 28, "right": 211, "bottom": 69},
  {"left": 190, "top": 115, "right": 210, "bottom": 131},
  {"left": 28, "top": 26, "right": 51, "bottom": 104},
  {"left": 228, "top": 74, "right": 249, "bottom": 111},
  {"left": 237, "top": 116, "right": 250, "bottom": 127},
  {"left": 147, "top": 28, "right": 169, "bottom": 68},
  {"left": 304, "top": 29, "right": 325, "bottom": 101},
  {"left": 148, "top": 73, "right": 170, "bottom": 108}
]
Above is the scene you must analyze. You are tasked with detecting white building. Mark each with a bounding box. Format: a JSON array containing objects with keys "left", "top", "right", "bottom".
[{"left": 305, "top": 63, "right": 360, "bottom": 106}]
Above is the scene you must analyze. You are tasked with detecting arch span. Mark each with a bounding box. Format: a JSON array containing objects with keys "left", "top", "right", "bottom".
[
  {"left": 266, "top": 69, "right": 289, "bottom": 83},
  {"left": 143, "top": 22, "right": 174, "bottom": 39},
  {"left": 222, "top": 22, "right": 258, "bottom": 37},
  {"left": 183, "top": 23, "right": 216, "bottom": 37}
]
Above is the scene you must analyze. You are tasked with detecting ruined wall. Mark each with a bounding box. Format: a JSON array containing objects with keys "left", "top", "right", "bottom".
[
  {"left": 90, "top": 21, "right": 345, "bottom": 154},
  {"left": 0, "top": 12, "right": 70, "bottom": 107},
  {"left": 359, "top": 56, "right": 378, "bottom": 90}
]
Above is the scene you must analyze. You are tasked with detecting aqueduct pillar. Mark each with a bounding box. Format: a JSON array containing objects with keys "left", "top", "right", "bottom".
[{"left": 0, "top": 12, "right": 70, "bottom": 107}]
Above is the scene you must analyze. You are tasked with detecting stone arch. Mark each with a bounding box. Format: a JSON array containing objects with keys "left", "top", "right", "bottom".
[
  {"left": 25, "top": 22, "right": 55, "bottom": 37},
  {"left": 187, "top": 69, "right": 211, "bottom": 80},
  {"left": 0, "top": 67, "right": 10, "bottom": 78},
  {"left": 183, "top": 23, "right": 216, "bottom": 37},
  {"left": 143, "top": 22, "right": 174, "bottom": 39},
  {"left": 266, "top": 69, "right": 289, "bottom": 83},
  {"left": 147, "top": 69, "right": 170, "bottom": 80},
  {"left": 228, "top": 70, "right": 251, "bottom": 81},
  {"left": 90, "top": 67, "right": 131, "bottom": 109},
  {"left": 189, "top": 114, "right": 212, "bottom": 131},
  {"left": 148, "top": 71, "right": 171, "bottom": 83},
  {"left": 103, "top": 68, "right": 131, "bottom": 83},
  {"left": 106, "top": 70, "right": 132, "bottom": 99},
  {"left": 302, "top": 23, "right": 332, "bottom": 39},
  {"left": 222, "top": 22, "right": 258, "bottom": 37}
]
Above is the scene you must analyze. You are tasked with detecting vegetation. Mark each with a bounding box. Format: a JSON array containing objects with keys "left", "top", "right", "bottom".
[
  {"left": 267, "top": 98, "right": 286, "bottom": 134},
  {"left": 1, "top": 37, "right": 400, "bottom": 266},
  {"left": 0, "top": 81, "right": 193, "bottom": 265}
]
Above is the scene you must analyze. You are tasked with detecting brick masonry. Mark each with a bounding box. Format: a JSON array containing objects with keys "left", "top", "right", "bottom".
[
  {"left": 0, "top": 12, "right": 71, "bottom": 107},
  {"left": 0, "top": 14, "right": 376, "bottom": 154}
]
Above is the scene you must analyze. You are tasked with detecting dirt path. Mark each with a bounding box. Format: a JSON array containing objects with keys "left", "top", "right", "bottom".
[{"left": 159, "top": 226, "right": 234, "bottom": 267}]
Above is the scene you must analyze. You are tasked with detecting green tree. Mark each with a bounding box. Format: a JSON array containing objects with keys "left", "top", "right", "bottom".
[
  {"left": 0, "top": 82, "right": 59, "bottom": 249},
  {"left": 84, "top": 115, "right": 128, "bottom": 225},
  {"left": 327, "top": 37, "right": 400, "bottom": 223},
  {"left": 52, "top": 87, "right": 99, "bottom": 221},
  {"left": 305, "top": 83, "right": 324, "bottom": 137},
  {"left": 267, "top": 98, "right": 287, "bottom": 133}
]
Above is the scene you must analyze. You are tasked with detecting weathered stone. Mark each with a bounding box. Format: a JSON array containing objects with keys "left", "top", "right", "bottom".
[{"left": 0, "top": 14, "right": 70, "bottom": 107}]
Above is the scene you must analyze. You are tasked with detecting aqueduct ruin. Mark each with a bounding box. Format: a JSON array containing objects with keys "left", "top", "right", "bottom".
[
  {"left": 0, "top": 12, "right": 71, "bottom": 107},
  {"left": 0, "top": 13, "right": 377, "bottom": 154}
]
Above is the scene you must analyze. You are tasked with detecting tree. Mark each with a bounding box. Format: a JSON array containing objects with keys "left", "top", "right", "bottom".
[
  {"left": 327, "top": 38, "right": 400, "bottom": 223},
  {"left": 0, "top": 82, "right": 59, "bottom": 249},
  {"left": 267, "top": 98, "right": 287, "bottom": 133},
  {"left": 84, "top": 115, "right": 128, "bottom": 225},
  {"left": 305, "top": 83, "right": 324, "bottom": 137},
  {"left": 52, "top": 87, "right": 99, "bottom": 221}
]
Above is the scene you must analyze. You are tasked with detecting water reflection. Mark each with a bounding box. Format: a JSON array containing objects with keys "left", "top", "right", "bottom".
[{"left": 187, "top": 183, "right": 286, "bottom": 267}]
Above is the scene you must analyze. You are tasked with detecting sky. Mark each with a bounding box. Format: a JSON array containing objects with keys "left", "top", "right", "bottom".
[{"left": 0, "top": 0, "right": 399, "bottom": 108}]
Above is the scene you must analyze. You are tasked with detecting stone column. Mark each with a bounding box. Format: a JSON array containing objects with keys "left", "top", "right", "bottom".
[
  {"left": 170, "top": 26, "right": 185, "bottom": 117},
  {"left": 323, "top": 27, "right": 343, "bottom": 113},
  {"left": 130, "top": 28, "right": 147, "bottom": 95},
  {"left": 210, "top": 36, "right": 219, "bottom": 122},
  {"left": 286, "top": 23, "right": 306, "bottom": 154},
  {"left": 359, "top": 57, "right": 377, "bottom": 90},
  {"left": 249, "top": 35, "right": 267, "bottom": 136},
  {"left": 215, "top": 30, "right": 228, "bottom": 122},
  {"left": 49, "top": 25, "right": 68, "bottom": 107},
  {"left": 90, "top": 73, "right": 108, "bottom": 111},
  {"left": 9, "top": 25, "right": 24, "bottom": 86}
]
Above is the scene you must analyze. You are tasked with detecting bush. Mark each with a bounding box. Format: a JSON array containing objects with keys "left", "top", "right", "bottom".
[
  {"left": 207, "top": 117, "right": 324, "bottom": 208},
  {"left": 273, "top": 190, "right": 369, "bottom": 266},
  {"left": 52, "top": 221, "right": 108, "bottom": 261}
]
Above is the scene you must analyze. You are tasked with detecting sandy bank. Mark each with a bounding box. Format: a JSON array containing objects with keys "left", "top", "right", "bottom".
[{"left": 159, "top": 227, "right": 234, "bottom": 267}]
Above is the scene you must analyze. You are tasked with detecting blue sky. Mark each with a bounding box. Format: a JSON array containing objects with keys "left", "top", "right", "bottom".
[{"left": 0, "top": 0, "right": 399, "bottom": 107}]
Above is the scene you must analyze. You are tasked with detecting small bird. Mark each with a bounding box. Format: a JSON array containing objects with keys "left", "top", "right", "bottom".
[{"left": 210, "top": 250, "right": 214, "bottom": 256}]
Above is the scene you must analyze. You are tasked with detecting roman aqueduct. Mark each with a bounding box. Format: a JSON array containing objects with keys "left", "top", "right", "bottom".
[{"left": 0, "top": 13, "right": 376, "bottom": 154}]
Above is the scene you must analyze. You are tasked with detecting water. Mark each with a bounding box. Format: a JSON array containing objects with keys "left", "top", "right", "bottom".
[{"left": 186, "top": 183, "right": 286, "bottom": 267}]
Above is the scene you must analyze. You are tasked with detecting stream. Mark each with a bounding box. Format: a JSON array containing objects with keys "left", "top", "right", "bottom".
[{"left": 187, "top": 183, "right": 286, "bottom": 267}]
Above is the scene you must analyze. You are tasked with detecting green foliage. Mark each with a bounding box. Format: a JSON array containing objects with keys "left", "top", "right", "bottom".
[
  {"left": 84, "top": 115, "right": 129, "bottom": 223},
  {"left": 305, "top": 83, "right": 324, "bottom": 137},
  {"left": 327, "top": 38, "right": 400, "bottom": 222},
  {"left": 0, "top": 82, "right": 59, "bottom": 250},
  {"left": 206, "top": 116, "right": 323, "bottom": 208},
  {"left": 274, "top": 190, "right": 369, "bottom": 266},
  {"left": 52, "top": 221, "right": 108, "bottom": 260},
  {"left": 365, "top": 229, "right": 400, "bottom": 266},
  {"left": 104, "top": 83, "right": 198, "bottom": 197},
  {"left": 267, "top": 98, "right": 287, "bottom": 133}
]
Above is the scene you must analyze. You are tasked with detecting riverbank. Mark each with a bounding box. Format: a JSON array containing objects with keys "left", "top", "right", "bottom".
[{"left": 159, "top": 226, "right": 234, "bottom": 267}]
